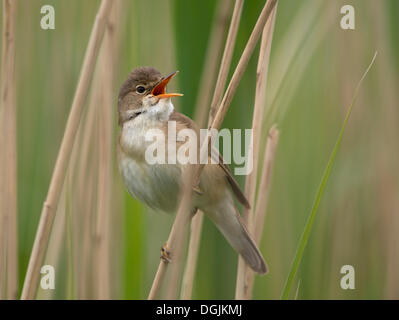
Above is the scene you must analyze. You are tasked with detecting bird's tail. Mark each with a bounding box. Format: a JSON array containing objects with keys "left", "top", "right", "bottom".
[{"left": 205, "top": 201, "right": 268, "bottom": 274}]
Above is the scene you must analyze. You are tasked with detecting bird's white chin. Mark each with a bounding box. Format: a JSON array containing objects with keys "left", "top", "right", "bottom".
[
  {"left": 121, "top": 97, "right": 175, "bottom": 155},
  {"left": 142, "top": 95, "right": 174, "bottom": 122}
]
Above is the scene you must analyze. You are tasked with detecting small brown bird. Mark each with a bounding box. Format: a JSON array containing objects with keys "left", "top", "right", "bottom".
[{"left": 117, "top": 66, "right": 267, "bottom": 274}]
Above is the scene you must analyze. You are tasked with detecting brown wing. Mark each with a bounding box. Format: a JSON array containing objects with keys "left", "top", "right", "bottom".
[
  {"left": 216, "top": 152, "right": 250, "bottom": 209},
  {"left": 169, "top": 111, "right": 250, "bottom": 209}
]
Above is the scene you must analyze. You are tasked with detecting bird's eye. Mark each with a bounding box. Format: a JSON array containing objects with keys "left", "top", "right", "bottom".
[{"left": 136, "top": 85, "right": 146, "bottom": 94}]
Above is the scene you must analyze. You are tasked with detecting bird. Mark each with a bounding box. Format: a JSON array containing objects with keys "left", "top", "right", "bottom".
[{"left": 117, "top": 66, "right": 267, "bottom": 274}]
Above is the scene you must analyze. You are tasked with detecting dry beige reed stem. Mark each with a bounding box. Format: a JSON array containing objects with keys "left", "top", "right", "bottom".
[
  {"left": 193, "top": 0, "right": 232, "bottom": 128},
  {"left": 209, "top": 0, "right": 277, "bottom": 132},
  {"left": 147, "top": 254, "right": 168, "bottom": 299},
  {"left": 148, "top": 0, "right": 277, "bottom": 300},
  {"left": 254, "top": 127, "right": 279, "bottom": 244},
  {"left": 235, "top": 4, "right": 277, "bottom": 300},
  {"left": 206, "top": 0, "right": 244, "bottom": 126},
  {"left": 0, "top": 0, "right": 18, "bottom": 300},
  {"left": 180, "top": 0, "right": 239, "bottom": 300},
  {"left": 93, "top": 16, "right": 115, "bottom": 300},
  {"left": 148, "top": 170, "right": 194, "bottom": 300},
  {"left": 75, "top": 152, "right": 98, "bottom": 299},
  {"left": 68, "top": 76, "right": 99, "bottom": 299},
  {"left": 35, "top": 190, "right": 67, "bottom": 300},
  {"left": 180, "top": 212, "right": 204, "bottom": 299},
  {"left": 20, "top": 0, "right": 114, "bottom": 300},
  {"left": 66, "top": 23, "right": 116, "bottom": 295},
  {"left": 164, "top": 166, "right": 198, "bottom": 299},
  {"left": 246, "top": 126, "right": 279, "bottom": 298},
  {"left": 252, "top": 125, "right": 279, "bottom": 243}
]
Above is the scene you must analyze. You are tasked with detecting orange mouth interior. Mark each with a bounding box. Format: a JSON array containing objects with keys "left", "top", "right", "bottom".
[{"left": 151, "top": 71, "right": 183, "bottom": 99}]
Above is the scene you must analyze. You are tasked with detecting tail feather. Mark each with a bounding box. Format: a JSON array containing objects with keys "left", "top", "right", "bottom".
[
  {"left": 205, "top": 202, "right": 268, "bottom": 275},
  {"left": 236, "top": 219, "right": 268, "bottom": 274}
]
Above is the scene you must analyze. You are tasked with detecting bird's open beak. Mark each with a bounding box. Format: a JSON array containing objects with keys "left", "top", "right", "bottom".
[{"left": 151, "top": 71, "right": 183, "bottom": 99}]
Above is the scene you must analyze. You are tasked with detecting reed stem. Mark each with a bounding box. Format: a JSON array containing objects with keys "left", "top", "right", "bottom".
[
  {"left": 94, "top": 6, "right": 117, "bottom": 299},
  {"left": 246, "top": 126, "right": 279, "bottom": 298},
  {"left": 21, "top": 0, "right": 114, "bottom": 300},
  {"left": 148, "top": 0, "right": 277, "bottom": 300},
  {"left": 180, "top": 0, "right": 238, "bottom": 300},
  {"left": 235, "top": 3, "right": 277, "bottom": 299},
  {"left": 281, "top": 52, "right": 378, "bottom": 299},
  {"left": 0, "top": 0, "right": 18, "bottom": 300}
]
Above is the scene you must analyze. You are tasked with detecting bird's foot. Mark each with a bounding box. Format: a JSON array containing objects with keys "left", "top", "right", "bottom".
[
  {"left": 191, "top": 207, "right": 199, "bottom": 217},
  {"left": 192, "top": 184, "right": 203, "bottom": 195},
  {"left": 161, "top": 243, "right": 172, "bottom": 263}
]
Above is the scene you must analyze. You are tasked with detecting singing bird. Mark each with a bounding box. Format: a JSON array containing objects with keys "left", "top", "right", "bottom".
[{"left": 117, "top": 66, "right": 267, "bottom": 274}]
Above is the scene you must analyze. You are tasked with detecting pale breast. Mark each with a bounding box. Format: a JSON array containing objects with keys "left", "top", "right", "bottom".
[
  {"left": 118, "top": 146, "right": 182, "bottom": 213},
  {"left": 120, "top": 119, "right": 160, "bottom": 160},
  {"left": 117, "top": 99, "right": 232, "bottom": 214}
]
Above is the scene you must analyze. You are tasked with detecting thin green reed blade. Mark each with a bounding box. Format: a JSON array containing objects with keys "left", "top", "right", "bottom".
[{"left": 281, "top": 52, "right": 378, "bottom": 300}]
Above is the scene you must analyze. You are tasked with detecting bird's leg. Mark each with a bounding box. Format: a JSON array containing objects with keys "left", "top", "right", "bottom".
[
  {"left": 191, "top": 207, "right": 199, "bottom": 219},
  {"left": 161, "top": 243, "right": 172, "bottom": 263},
  {"left": 192, "top": 184, "right": 203, "bottom": 195},
  {"left": 160, "top": 208, "right": 199, "bottom": 263}
]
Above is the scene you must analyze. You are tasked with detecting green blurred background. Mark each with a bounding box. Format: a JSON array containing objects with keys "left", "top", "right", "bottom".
[{"left": 1, "top": 0, "right": 399, "bottom": 299}]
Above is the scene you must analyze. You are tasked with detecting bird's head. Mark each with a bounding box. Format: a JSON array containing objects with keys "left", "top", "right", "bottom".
[{"left": 118, "top": 66, "right": 182, "bottom": 125}]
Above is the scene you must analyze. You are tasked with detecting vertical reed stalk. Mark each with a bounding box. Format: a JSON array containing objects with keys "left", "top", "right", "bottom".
[
  {"left": 21, "top": 0, "right": 113, "bottom": 300},
  {"left": 180, "top": 212, "right": 203, "bottom": 299},
  {"left": 148, "top": 0, "right": 277, "bottom": 300},
  {"left": 68, "top": 77, "right": 99, "bottom": 299},
  {"left": 202, "top": 0, "right": 244, "bottom": 126},
  {"left": 235, "top": 4, "right": 277, "bottom": 299},
  {"left": 36, "top": 190, "right": 67, "bottom": 300},
  {"left": 281, "top": 52, "right": 378, "bottom": 299},
  {"left": 192, "top": 0, "right": 232, "bottom": 127},
  {"left": 246, "top": 126, "right": 279, "bottom": 298},
  {"left": 94, "top": 4, "right": 117, "bottom": 299},
  {"left": 209, "top": 0, "right": 277, "bottom": 132},
  {"left": 254, "top": 127, "right": 279, "bottom": 244},
  {"left": 180, "top": 0, "right": 237, "bottom": 300},
  {"left": 164, "top": 166, "right": 197, "bottom": 300},
  {"left": 0, "top": 0, "right": 18, "bottom": 300}
]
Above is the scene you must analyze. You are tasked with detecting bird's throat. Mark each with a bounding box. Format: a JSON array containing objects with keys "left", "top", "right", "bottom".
[{"left": 144, "top": 98, "right": 174, "bottom": 122}]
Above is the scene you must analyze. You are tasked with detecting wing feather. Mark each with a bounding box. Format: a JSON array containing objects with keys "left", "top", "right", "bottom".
[{"left": 169, "top": 111, "right": 250, "bottom": 209}]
